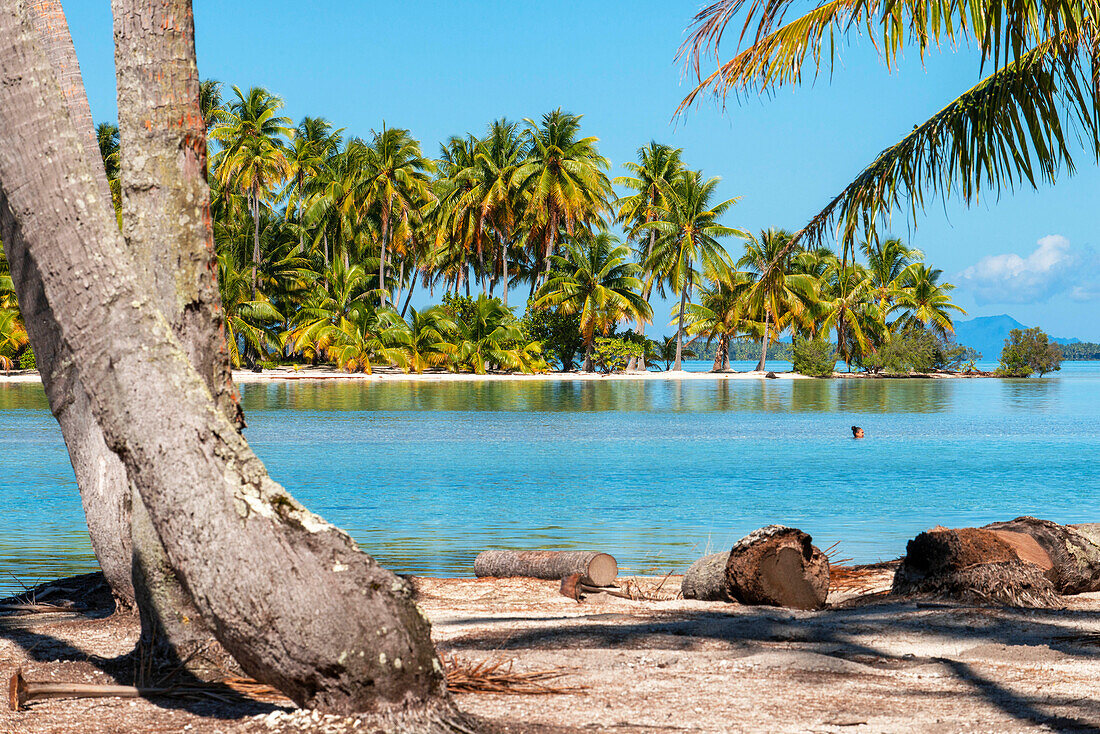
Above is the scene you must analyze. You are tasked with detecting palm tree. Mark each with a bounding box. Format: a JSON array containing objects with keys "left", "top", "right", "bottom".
[
  {"left": 614, "top": 142, "right": 685, "bottom": 367},
  {"left": 652, "top": 335, "right": 697, "bottom": 371},
  {"left": 817, "top": 258, "right": 875, "bottom": 368},
  {"left": 476, "top": 119, "right": 526, "bottom": 305},
  {"left": 285, "top": 261, "right": 374, "bottom": 360},
  {"left": 684, "top": 264, "right": 757, "bottom": 372},
  {"left": 211, "top": 86, "right": 294, "bottom": 297},
  {"left": 677, "top": 2, "right": 1100, "bottom": 257},
  {"left": 644, "top": 171, "right": 746, "bottom": 370},
  {"left": 401, "top": 306, "right": 459, "bottom": 372},
  {"left": 198, "top": 79, "right": 224, "bottom": 133},
  {"left": 361, "top": 126, "right": 435, "bottom": 307},
  {"left": 286, "top": 117, "right": 343, "bottom": 250},
  {"left": 96, "top": 122, "right": 121, "bottom": 215},
  {"left": 451, "top": 295, "right": 543, "bottom": 374},
  {"left": 535, "top": 232, "right": 652, "bottom": 371},
  {"left": 738, "top": 228, "right": 816, "bottom": 371},
  {"left": 217, "top": 252, "right": 283, "bottom": 368},
  {"left": 862, "top": 238, "right": 923, "bottom": 312},
  {"left": 891, "top": 264, "right": 967, "bottom": 339},
  {"left": 0, "top": 307, "right": 27, "bottom": 370},
  {"left": 514, "top": 110, "right": 612, "bottom": 281}
]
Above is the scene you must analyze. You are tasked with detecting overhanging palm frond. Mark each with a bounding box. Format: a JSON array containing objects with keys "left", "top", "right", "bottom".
[
  {"left": 790, "top": 32, "right": 1099, "bottom": 253},
  {"left": 679, "top": 0, "right": 1094, "bottom": 108}
]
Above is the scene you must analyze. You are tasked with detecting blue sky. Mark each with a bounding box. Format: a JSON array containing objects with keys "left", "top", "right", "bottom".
[{"left": 65, "top": 1, "right": 1100, "bottom": 339}]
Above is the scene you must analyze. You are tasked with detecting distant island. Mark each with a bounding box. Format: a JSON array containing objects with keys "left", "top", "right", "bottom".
[{"left": 953, "top": 315, "right": 1099, "bottom": 361}]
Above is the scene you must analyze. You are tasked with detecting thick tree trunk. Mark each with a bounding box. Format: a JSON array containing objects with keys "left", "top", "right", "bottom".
[
  {"left": 24, "top": 0, "right": 135, "bottom": 607},
  {"left": 725, "top": 525, "right": 830, "bottom": 610},
  {"left": 474, "top": 550, "right": 618, "bottom": 587},
  {"left": 583, "top": 339, "right": 594, "bottom": 372},
  {"left": 112, "top": 0, "right": 244, "bottom": 667},
  {"left": 0, "top": 4, "right": 456, "bottom": 722},
  {"left": 681, "top": 552, "right": 733, "bottom": 601}
]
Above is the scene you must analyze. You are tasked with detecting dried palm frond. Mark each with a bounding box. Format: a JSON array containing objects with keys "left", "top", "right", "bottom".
[{"left": 442, "top": 655, "right": 584, "bottom": 695}]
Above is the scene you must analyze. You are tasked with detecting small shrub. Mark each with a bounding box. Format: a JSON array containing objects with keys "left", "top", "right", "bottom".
[
  {"left": 18, "top": 347, "right": 35, "bottom": 370},
  {"left": 791, "top": 338, "right": 837, "bottom": 377},
  {"left": 865, "top": 331, "right": 938, "bottom": 374},
  {"left": 592, "top": 337, "right": 643, "bottom": 374}
]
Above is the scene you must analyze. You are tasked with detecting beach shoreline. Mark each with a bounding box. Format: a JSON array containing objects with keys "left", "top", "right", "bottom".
[{"left": 0, "top": 366, "right": 1005, "bottom": 384}]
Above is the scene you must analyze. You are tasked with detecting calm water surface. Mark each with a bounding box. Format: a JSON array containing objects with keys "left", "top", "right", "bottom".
[{"left": 3, "top": 360, "right": 1099, "bottom": 593}]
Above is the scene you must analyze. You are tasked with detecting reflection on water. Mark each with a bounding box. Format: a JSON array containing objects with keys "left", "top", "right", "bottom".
[{"left": 2, "top": 362, "right": 1100, "bottom": 594}]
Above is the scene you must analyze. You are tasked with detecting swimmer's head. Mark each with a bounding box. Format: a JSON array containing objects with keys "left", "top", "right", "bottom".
[{"left": 851, "top": 426, "right": 864, "bottom": 439}]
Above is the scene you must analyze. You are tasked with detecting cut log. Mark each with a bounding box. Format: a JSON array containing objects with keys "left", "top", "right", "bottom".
[
  {"left": 724, "top": 526, "right": 830, "bottom": 610},
  {"left": 474, "top": 550, "right": 617, "bottom": 587},
  {"left": 681, "top": 553, "right": 733, "bottom": 601},
  {"left": 894, "top": 518, "right": 1100, "bottom": 607},
  {"left": 984, "top": 517, "right": 1100, "bottom": 594}
]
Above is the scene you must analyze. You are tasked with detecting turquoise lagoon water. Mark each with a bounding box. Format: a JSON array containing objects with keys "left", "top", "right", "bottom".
[{"left": 2, "top": 360, "right": 1099, "bottom": 594}]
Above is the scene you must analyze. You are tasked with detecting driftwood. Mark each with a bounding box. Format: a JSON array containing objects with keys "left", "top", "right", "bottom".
[
  {"left": 681, "top": 553, "right": 733, "bottom": 601},
  {"left": 9, "top": 668, "right": 164, "bottom": 711},
  {"left": 558, "top": 573, "right": 633, "bottom": 602},
  {"left": 725, "top": 526, "right": 830, "bottom": 610},
  {"left": 893, "top": 517, "right": 1100, "bottom": 607},
  {"left": 474, "top": 550, "right": 617, "bottom": 587}
]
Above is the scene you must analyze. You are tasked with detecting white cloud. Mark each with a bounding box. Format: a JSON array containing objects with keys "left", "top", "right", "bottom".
[{"left": 960, "top": 235, "right": 1100, "bottom": 304}]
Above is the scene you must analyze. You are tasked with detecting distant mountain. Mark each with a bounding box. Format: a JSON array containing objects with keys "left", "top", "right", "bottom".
[{"left": 953, "top": 315, "right": 1080, "bottom": 359}]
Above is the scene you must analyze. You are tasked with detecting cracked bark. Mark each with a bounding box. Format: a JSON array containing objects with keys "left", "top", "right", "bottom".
[
  {"left": 0, "top": 2, "right": 460, "bottom": 723},
  {"left": 24, "top": 0, "right": 134, "bottom": 607},
  {"left": 111, "top": 0, "right": 243, "bottom": 666}
]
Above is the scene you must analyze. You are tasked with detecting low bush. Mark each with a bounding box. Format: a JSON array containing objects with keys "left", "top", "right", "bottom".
[{"left": 791, "top": 338, "right": 837, "bottom": 377}]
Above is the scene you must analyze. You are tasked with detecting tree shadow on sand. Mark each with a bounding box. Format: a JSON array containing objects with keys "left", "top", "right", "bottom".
[{"left": 0, "top": 573, "right": 288, "bottom": 721}]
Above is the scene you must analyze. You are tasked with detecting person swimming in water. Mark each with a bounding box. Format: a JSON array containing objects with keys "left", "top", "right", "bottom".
[{"left": 851, "top": 426, "right": 864, "bottom": 439}]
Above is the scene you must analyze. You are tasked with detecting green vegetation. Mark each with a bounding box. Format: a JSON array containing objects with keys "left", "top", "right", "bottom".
[
  {"left": 791, "top": 338, "right": 837, "bottom": 377},
  {"left": 592, "top": 336, "right": 644, "bottom": 374},
  {"left": 1061, "top": 342, "right": 1100, "bottom": 360},
  {"left": 997, "top": 327, "right": 1063, "bottom": 377},
  {"left": 0, "top": 84, "right": 972, "bottom": 375}
]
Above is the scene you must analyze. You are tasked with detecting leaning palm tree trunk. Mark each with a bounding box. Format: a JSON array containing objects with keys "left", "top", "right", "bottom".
[
  {"left": 0, "top": 6, "right": 461, "bottom": 722},
  {"left": 22, "top": 0, "right": 135, "bottom": 606}
]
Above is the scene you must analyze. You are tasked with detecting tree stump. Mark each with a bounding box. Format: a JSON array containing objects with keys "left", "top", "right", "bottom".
[
  {"left": 984, "top": 517, "right": 1100, "bottom": 594},
  {"left": 474, "top": 550, "right": 618, "bottom": 587},
  {"left": 681, "top": 553, "right": 733, "bottom": 601},
  {"left": 724, "top": 526, "right": 830, "bottom": 610},
  {"left": 890, "top": 517, "right": 1100, "bottom": 607}
]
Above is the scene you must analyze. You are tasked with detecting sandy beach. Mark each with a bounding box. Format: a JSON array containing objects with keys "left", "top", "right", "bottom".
[
  {"left": 0, "top": 365, "right": 1004, "bottom": 384},
  {"left": 3, "top": 571, "right": 1099, "bottom": 733}
]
